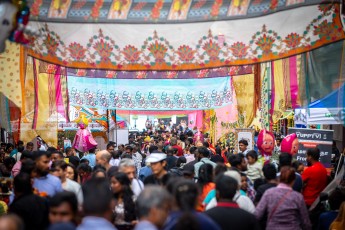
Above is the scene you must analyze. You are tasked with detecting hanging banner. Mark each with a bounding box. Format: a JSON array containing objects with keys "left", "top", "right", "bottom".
[
  {"left": 28, "top": 0, "right": 331, "bottom": 24},
  {"left": 68, "top": 76, "right": 233, "bottom": 110},
  {"left": 288, "top": 128, "right": 333, "bottom": 168},
  {"left": 27, "top": 4, "right": 345, "bottom": 70}
]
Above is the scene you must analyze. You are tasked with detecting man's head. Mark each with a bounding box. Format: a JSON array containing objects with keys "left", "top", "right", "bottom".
[
  {"left": 0, "top": 214, "right": 23, "bottom": 230},
  {"left": 149, "top": 145, "right": 158, "bottom": 154},
  {"left": 82, "top": 178, "right": 114, "bottom": 220},
  {"left": 65, "top": 147, "right": 76, "bottom": 157},
  {"left": 279, "top": 152, "right": 292, "bottom": 167},
  {"left": 146, "top": 153, "right": 167, "bottom": 178},
  {"left": 96, "top": 150, "right": 111, "bottom": 167},
  {"left": 136, "top": 186, "right": 171, "bottom": 228},
  {"left": 33, "top": 151, "right": 51, "bottom": 177},
  {"left": 118, "top": 158, "right": 136, "bottom": 182},
  {"left": 13, "top": 172, "right": 33, "bottom": 197},
  {"left": 197, "top": 146, "right": 210, "bottom": 159},
  {"left": 276, "top": 137, "right": 282, "bottom": 147},
  {"left": 106, "top": 143, "right": 115, "bottom": 153},
  {"left": 17, "top": 140, "right": 24, "bottom": 148},
  {"left": 306, "top": 148, "right": 320, "bottom": 165},
  {"left": 77, "top": 163, "right": 92, "bottom": 179},
  {"left": 170, "top": 137, "right": 177, "bottom": 146},
  {"left": 51, "top": 151, "right": 64, "bottom": 162},
  {"left": 25, "top": 142, "right": 34, "bottom": 152},
  {"left": 262, "top": 163, "right": 277, "bottom": 180},
  {"left": 238, "top": 140, "right": 248, "bottom": 153},
  {"left": 49, "top": 191, "right": 78, "bottom": 224},
  {"left": 118, "top": 144, "right": 125, "bottom": 152},
  {"left": 215, "top": 173, "right": 238, "bottom": 201},
  {"left": 125, "top": 146, "right": 133, "bottom": 154},
  {"left": 228, "top": 153, "right": 247, "bottom": 171}
]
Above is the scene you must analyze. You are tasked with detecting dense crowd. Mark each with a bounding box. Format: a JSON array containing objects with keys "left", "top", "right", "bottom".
[{"left": 0, "top": 128, "right": 344, "bottom": 230}]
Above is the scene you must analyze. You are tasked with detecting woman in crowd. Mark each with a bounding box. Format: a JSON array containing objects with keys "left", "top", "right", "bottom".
[
  {"left": 109, "top": 172, "right": 136, "bottom": 230},
  {"left": 255, "top": 166, "right": 311, "bottom": 230},
  {"left": 164, "top": 179, "right": 220, "bottom": 230},
  {"left": 66, "top": 163, "right": 78, "bottom": 182},
  {"left": 196, "top": 163, "right": 216, "bottom": 211}
]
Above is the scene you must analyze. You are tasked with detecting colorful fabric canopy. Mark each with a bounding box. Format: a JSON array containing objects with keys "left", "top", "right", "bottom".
[
  {"left": 27, "top": 4, "right": 345, "bottom": 70},
  {"left": 27, "top": 0, "right": 334, "bottom": 23}
]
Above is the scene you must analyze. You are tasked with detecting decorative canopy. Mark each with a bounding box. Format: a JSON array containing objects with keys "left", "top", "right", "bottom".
[
  {"left": 28, "top": 0, "right": 334, "bottom": 24},
  {"left": 27, "top": 3, "right": 345, "bottom": 71}
]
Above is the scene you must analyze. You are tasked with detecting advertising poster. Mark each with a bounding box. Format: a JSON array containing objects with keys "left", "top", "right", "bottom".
[
  {"left": 235, "top": 129, "right": 255, "bottom": 154},
  {"left": 288, "top": 128, "right": 333, "bottom": 167}
]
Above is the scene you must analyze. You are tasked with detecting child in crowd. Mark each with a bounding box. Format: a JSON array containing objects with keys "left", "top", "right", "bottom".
[
  {"left": 240, "top": 173, "right": 248, "bottom": 196},
  {"left": 246, "top": 150, "right": 263, "bottom": 182}
]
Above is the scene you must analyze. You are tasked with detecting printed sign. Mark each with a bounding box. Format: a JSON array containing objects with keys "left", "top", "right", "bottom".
[
  {"left": 235, "top": 129, "right": 255, "bottom": 154},
  {"left": 288, "top": 128, "right": 333, "bottom": 168},
  {"left": 63, "top": 139, "right": 72, "bottom": 150}
]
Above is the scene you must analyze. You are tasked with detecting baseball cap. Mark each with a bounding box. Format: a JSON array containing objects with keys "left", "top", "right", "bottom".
[{"left": 146, "top": 153, "right": 167, "bottom": 163}]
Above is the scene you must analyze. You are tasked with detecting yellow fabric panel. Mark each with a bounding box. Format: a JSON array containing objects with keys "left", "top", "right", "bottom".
[
  {"left": 233, "top": 74, "right": 255, "bottom": 127},
  {"left": 20, "top": 57, "right": 35, "bottom": 143},
  {"left": 0, "top": 41, "right": 22, "bottom": 107},
  {"left": 36, "top": 73, "right": 50, "bottom": 129},
  {"left": 272, "top": 59, "right": 286, "bottom": 123}
]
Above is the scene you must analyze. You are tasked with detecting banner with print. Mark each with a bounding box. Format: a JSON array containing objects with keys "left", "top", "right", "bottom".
[{"left": 288, "top": 128, "right": 333, "bottom": 168}]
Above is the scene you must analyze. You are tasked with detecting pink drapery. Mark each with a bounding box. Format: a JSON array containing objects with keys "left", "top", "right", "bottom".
[
  {"left": 187, "top": 111, "right": 203, "bottom": 129},
  {"left": 289, "top": 56, "right": 299, "bottom": 109}
]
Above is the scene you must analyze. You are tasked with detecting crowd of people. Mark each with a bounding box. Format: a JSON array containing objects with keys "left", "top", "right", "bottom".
[{"left": 0, "top": 129, "right": 344, "bottom": 230}]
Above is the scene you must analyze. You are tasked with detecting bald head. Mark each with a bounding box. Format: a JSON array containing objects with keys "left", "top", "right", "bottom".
[{"left": 96, "top": 150, "right": 112, "bottom": 167}]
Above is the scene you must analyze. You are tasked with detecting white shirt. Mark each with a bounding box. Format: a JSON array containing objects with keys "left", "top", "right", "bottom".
[
  {"left": 131, "top": 178, "right": 144, "bottom": 199},
  {"left": 63, "top": 178, "right": 83, "bottom": 205},
  {"left": 184, "top": 154, "right": 195, "bottom": 163},
  {"left": 109, "top": 158, "right": 120, "bottom": 167},
  {"left": 233, "top": 191, "right": 255, "bottom": 213}
]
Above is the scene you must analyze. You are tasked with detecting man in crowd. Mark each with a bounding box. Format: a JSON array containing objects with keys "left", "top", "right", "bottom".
[
  {"left": 254, "top": 163, "right": 278, "bottom": 204},
  {"left": 134, "top": 186, "right": 172, "bottom": 230},
  {"left": 81, "top": 148, "right": 97, "bottom": 168},
  {"left": 169, "top": 137, "right": 183, "bottom": 156},
  {"left": 65, "top": 147, "right": 80, "bottom": 167},
  {"left": 125, "top": 145, "right": 142, "bottom": 177},
  {"left": 228, "top": 153, "right": 247, "bottom": 172},
  {"left": 33, "top": 151, "right": 63, "bottom": 197},
  {"left": 119, "top": 158, "right": 144, "bottom": 198},
  {"left": 51, "top": 160, "right": 83, "bottom": 205},
  {"left": 302, "top": 148, "right": 328, "bottom": 207},
  {"left": 106, "top": 143, "right": 119, "bottom": 167},
  {"left": 9, "top": 172, "right": 49, "bottom": 230},
  {"left": 278, "top": 152, "right": 303, "bottom": 192},
  {"left": 51, "top": 151, "right": 64, "bottom": 163},
  {"left": 25, "top": 142, "right": 34, "bottom": 152},
  {"left": 11, "top": 150, "right": 32, "bottom": 178},
  {"left": 49, "top": 191, "right": 78, "bottom": 226},
  {"left": 95, "top": 150, "right": 112, "bottom": 172},
  {"left": 194, "top": 147, "right": 217, "bottom": 179},
  {"left": 223, "top": 170, "right": 255, "bottom": 213},
  {"left": 238, "top": 140, "right": 249, "bottom": 156},
  {"left": 144, "top": 153, "right": 170, "bottom": 186},
  {"left": 77, "top": 178, "right": 116, "bottom": 230},
  {"left": 205, "top": 173, "right": 260, "bottom": 230}
]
